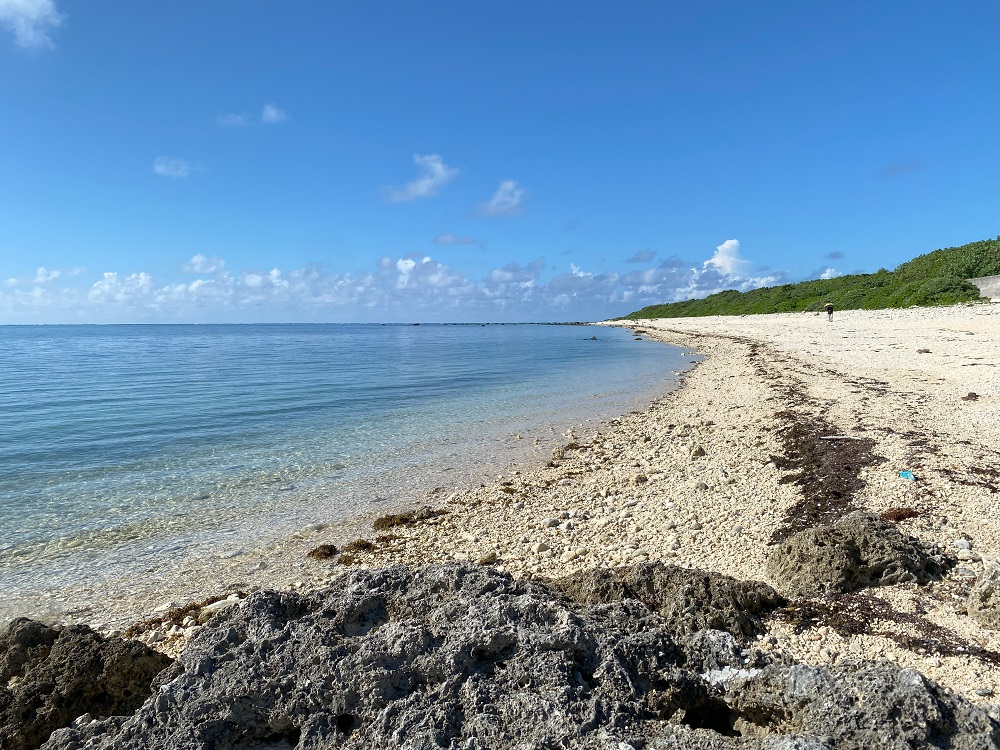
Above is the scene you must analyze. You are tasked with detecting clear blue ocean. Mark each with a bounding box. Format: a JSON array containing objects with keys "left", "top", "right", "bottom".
[{"left": 0, "top": 323, "right": 690, "bottom": 618}]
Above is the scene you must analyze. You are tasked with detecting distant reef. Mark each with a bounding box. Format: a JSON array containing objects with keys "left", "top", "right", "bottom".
[{"left": 620, "top": 237, "right": 1000, "bottom": 320}]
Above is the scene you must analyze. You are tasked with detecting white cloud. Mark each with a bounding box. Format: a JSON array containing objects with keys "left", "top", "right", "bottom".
[
  {"left": 33, "top": 266, "right": 60, "bottom": 284},
  {"left": 0, "top": 239, "right": 790, "bottom": 323},
  {"left": 479, "top": 179, "right": 524, "bottom": 216},
  {"left": 88, "top": 272, "right": 154, "bottom": 304},
  {"left": 217, "top": 113, "right": 250, "bottom": 127},
  {"left": 0, "top": 0, "right": 62, "bottom": 50},
  {"left": 152, "top": 156, "right": 203, "bottom": 179},
  {"left": 183, "top": 254, "right": 225, "bottom": 274},
  {"left": 261, "top": 104, "right": 288, "bottom": 124},
  {"left": 703, "top": 239, "right": 749, "bottom": 276},
  {"left": 819, "top": 267, "right": 841, "bottom": 279},
  {"left": 387, "top": 154, "right": 458, "bottom": 203}
]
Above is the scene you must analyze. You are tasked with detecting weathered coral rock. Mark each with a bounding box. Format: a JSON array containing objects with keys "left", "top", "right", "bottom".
[
  {"left": 549, "top": 561, "right": 785, "bottom": 639},
  {"left": 38, "top": 564, "right": 998, "bottom": 750},
  {"left": 968, "top": 561, "right": 1000, "bottom": 630},
  {"left": 0, "top": 618, "right": 172, "bottom": 750},
  {"left": 726, "top": 662, "right": 1000, "bottom": 750},
  {"left": 766, "top": 510, "right": 948, "bottom": 598}
]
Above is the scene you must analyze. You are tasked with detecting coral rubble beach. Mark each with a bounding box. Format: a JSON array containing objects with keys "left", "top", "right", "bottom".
[{"left": 6, "top": 303, "right": 1000, "bottom": 748}]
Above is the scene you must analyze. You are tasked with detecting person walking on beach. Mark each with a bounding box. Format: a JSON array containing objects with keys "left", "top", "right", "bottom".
[{"left": 824, "top": 301, "right": 834, "bottom": 322}]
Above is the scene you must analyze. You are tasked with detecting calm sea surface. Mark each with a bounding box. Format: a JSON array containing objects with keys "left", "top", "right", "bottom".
[{"left": 0, "top": 323, "right": 690, "bottom": 614}]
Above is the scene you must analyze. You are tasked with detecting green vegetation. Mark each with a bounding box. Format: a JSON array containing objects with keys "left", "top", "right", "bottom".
[{"left": 620, "top": 238, "right": 1000, "bottom": 320}]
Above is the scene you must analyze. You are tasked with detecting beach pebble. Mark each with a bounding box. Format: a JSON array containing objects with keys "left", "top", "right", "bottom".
[
  {"left": 694, "top": 482, "right": 709, "bottom": 491},
  {"left": 476, "top": 552, "right": 499, "bottom": 565},
  {"left": 153, "top": 601, "right": 180, "bottom": 613},
  {"left": 691, "top": 445, "right": 706, "bottom": 457},
  {"left": 542, "top": 518, "right": 559, "bottom": 528},
  {"left": 531, "top": 542, "right": 551, "bottom": 553},
  {"left": 560, "top": 547, "right": 587, "bottom": 563},
  {"left": 955, "top": 539, "right": 973, "bottom": 551},
  {"left": 559, "top": 521, "right": 575, "bottom": 531}
]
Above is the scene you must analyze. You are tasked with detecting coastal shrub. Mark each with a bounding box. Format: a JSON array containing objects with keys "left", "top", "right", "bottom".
[
  {"left": 907, "top": 276, "right": 981, "bottom": 306},
  {"left": 619, "top": 237, "right": 997, "bottom": 319}
]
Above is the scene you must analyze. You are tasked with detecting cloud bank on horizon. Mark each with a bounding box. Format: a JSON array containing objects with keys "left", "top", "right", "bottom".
[{"left": 0, "top": 240, "right": 792, "bottom": 323}]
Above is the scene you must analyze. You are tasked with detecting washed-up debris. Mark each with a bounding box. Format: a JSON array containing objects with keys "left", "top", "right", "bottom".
[{"left": 306, "top": 544, "right": 339, "bottom": 560}]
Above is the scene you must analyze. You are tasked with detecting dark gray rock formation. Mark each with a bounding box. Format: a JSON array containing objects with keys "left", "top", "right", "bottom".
[
  {"left": 0, "top": 618, "right": 172, "bottom": 750},
  {"left": 37, "top": 564, "right": 998, "bottom": 750},
  {"left": 766, "top": 510, "right": 949, "bottom": 598},
  {"left": 968, "top": 562, "right": 1000, "bottom": 630},
  {"left": 726, "top": 662, "right": 999, "bottom": 750},
  {"left": 549, "top": 561, "right": 785, "bottom": 639}
]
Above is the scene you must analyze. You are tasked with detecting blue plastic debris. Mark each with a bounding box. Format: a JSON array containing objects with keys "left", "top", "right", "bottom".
[{"left": 899, "top": 470, "right": 916, "bottom": 481}]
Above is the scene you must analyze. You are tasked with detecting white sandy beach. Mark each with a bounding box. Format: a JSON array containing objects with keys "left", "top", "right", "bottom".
[{"left": 109, "top": 303, "right": 1000, "bottom": 703}]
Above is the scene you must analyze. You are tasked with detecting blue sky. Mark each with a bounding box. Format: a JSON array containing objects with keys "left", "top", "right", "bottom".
[{"left": 1, "top": 1, "right": 996, "bottom": 323}]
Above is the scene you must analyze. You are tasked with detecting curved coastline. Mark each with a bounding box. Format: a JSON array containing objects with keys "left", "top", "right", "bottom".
[
  {"left": 7, "top": 304, "right": 1000, "bottom": 747},
  {"left": 221, "top": 302, "right": 1000, "bottom": 702},
  {"left": 2, "top": 324, "right": 693, "bottom": 631}
]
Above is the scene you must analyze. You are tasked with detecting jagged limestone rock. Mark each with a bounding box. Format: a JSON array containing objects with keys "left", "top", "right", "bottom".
[
  {"left": 766, "top": 511, "right": 948, "bottom": 598},
  {"left": 726, "top": 662, "right": 1000, "bottom": 750},
  {"left": 968, "top": 561, "right": 1000, "bottom": 630},
  {"left": 0, "top": 618, "right": 172, "bottom": 750},
  {"left": 549, "top": 561, "right": 785, "bottom": 639},
  {"left": 36, "top": 564, "right": 999, "bottom": 750}
]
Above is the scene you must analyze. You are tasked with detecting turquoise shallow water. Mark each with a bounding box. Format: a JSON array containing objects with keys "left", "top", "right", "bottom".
[{"left": 0, "top": 323, "right": 690, "bottom": 611}]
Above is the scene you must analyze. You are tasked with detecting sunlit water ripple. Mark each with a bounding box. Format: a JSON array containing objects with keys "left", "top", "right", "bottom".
[{"left": 0, "top": 323, "right": 692, "bottom": 611}]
